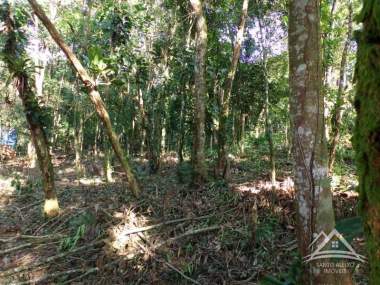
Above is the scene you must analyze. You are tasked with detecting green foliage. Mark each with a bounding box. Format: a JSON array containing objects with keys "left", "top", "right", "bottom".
[
  {"left": 10, "top": 174, "right": 22, "bottom": 193},
  {"left": 11, "top": 175, "right": 42, "bottom": 195},
  {"left": 59, "top": 211, "right": 96, "bottom": 251},
  {"left": 60, "top": 224, "right": 86, "bottom": 251}
]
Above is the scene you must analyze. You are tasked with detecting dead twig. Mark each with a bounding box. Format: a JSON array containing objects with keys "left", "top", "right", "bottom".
[
  {"left": 0, "top": 243, "right": 32, "bottom": 255},
  {"left": 0, "top": 233, "right": 65, "bottom": 243},
  {"left": 14, "top": 269, "right": 84, "bottom": 285},
  {"left": 19, "top": 199, "right": 43, "bottom": 211},
  {"left": 120, "top": 214, "right": 213, "bottom": 236},
  {"left": 61, "top": 267, "right": 98, "bottom": 285},
  {"left": 153, "top": 225, "right": 221, "bottom": 250},
  {"left": 0, "top": 239, "right": 104, "bottom": 278},
  {"left": 136, "top": 235, "right": 201, "bottom": 285}
]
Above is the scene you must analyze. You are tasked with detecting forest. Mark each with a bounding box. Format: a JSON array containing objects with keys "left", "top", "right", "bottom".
[{"left": 0, "top": 0, "right": 379, "bottom": 284}]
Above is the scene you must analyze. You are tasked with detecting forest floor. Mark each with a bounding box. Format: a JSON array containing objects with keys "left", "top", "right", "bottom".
[{"left": 0, "top": 152, "right": 368, "bottom": 284}]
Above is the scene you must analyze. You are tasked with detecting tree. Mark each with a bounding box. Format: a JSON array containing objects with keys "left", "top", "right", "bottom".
[
  {"left": 328, "top": 1, "right": 353, "bottom": 172},
  {"left": 190, "top": 0, "right": 208, "bottom": 185},
  {"left": 28, "top": 0, "right": 140, "bottom": 197},
  {"left": 256, "top": 0, "right": 276, "bottom": 185},
  {"left": 288, "top": 0, "right": 344, "bottom": 283},
  {"left": 354, "top": 0, "right": 380, "bottom": 283},
  {"left": 1, "top": 1, "right": 60, "bottom": 217},
  {"left": 216, "top": 0, "right": 249, "bottom": 179}
]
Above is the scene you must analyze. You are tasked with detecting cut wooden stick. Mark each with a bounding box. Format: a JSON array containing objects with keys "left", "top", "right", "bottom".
[
  {"left": 61, "top": 267, "right": 98, "bottom": 285},
  {"left": 120, "top": 214, "right": 213, "bottom": 236},
  {"left": 0, "top": 239, "right": 104, "bottom": 278},
  {"left": 153, "top": 225, "right": 221, "bottom": 250},
  {"left": 0, "top": 234, "right": 65, "bottom": 243},
  {"left": 136, "top": 236, "right": 201, "bottom": 285},
  {"left": 14, "top": 269, "right": 84, "bottom": 285},
  {"left": 0, "top": 243, "right": 32, "bottom": 256}
]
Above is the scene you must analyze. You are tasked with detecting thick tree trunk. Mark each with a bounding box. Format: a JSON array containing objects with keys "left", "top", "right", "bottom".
[
  {"left": 328, "top": 3, "right": 353, "bottom": 173},
  {"left": 217, "top": 0, "right": 249, "bottom": 179},
  {"left": 28, "top": 141, "right": 37, "bottom": 168},
  {"left": 190, "top": 0, "right": 208, "bottom": 184},
  {"left": 288, "top": 0, "right": 347, "bottom": 283},
  {"left": 354, "top": 1, "right": 380, "bottom": 283},
  {"left": 28, "top": 0, "right": 140, "bottom": 197},
  {"left": 2, "top": 2, "right": 59, "bottom": 217}
]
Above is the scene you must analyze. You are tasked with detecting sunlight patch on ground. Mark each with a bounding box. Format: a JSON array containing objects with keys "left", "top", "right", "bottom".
[
  {"left": 0, "top": 175, "right": 18, "bottom": 196},
  {"left": 57, "top": 167, "right": 76, "bottom": 175},
  {"left": 78, "top": 177, "right": 104, "bottom": 185},
  {"left": 233, "top": 177, "right": 294, "bottom": 194},
  {"left": 105, "top": 207, "right": 152, "bottom": 259}
]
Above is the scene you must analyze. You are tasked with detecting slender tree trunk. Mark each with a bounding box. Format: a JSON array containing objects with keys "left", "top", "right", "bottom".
[
  {"left": 28, "top": 0, "right": 140, "bottom": 197},
  {"left": 257, "top": 8, "right": 276, "bottom": 185},
  {"left": 178, "top": 90, "right": 186, "bottom": 163},
  {"left": 217, "top": 0, "right": 249, "bottom": 179},
  {"left": 321, "top": 0, "right": 337, "bottom": 87},
  {"left": 354, "top": 1, "right": 380, "bottom": 283},
  {"left": 138, "top": 88, "right": 146, "bottom": 155},
  {"left": 2, "top": 2, "right": 59, "bottom": 217},
  {"left": 288, "top": 0, "right": 348, "bottom": 283},
  {"left": 190, "top": 0, "right": 208, "bottom": 184},
  {"left": 238, "top": 112, "right": 247, "bottom": 155},
  {"left": 328, "top": 2, "right": 353, "bottom": 172},
  {"left": 103, "top": 140, "right": 114, "bottom": 182},
  {"left": 74, "top": 97, "right": 84, "bottom": 177}
]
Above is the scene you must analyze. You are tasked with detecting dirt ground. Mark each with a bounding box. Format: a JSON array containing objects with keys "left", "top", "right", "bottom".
[{"left": 0, "top": 153, "right": 367, "bottom": 284}]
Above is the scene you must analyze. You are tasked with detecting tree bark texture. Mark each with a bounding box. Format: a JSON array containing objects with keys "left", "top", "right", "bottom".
[
  {"left": 2, "top": 1, "right": 59, "bottom": 217},
  {"left": 190, "top": 0, "right": 208, "bottom": 184},
  {"left": 288, "top": 0, "right": 343, "bottom": 283}
]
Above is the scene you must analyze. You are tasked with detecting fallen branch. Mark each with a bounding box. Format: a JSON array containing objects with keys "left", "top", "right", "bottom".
[
  {"left": 61, "top": 267, "right": 98, "bottom": 285},
  {"left": 0, "top": 239, "right": 104, "bottom": 278},
  {"left": 0, "top": 243, "right": 32, "bottom": 255},
  {"left": 136, "top": 235, "right": 201, "bottom": 285},
  {"left": 153, "top": 225, "right": 221, "bottom": 250},
  {"left": 0, "top": 233, "right": 65, "bottom": 243},
  {"left": 14, "top": 269, "right": 84, "bottom": 285},
  {"left": 19, "top": 199, "right": 43, "bottom": 211},
  {"left": 121, "top": 214, "right": 213, "bottom": 236}
]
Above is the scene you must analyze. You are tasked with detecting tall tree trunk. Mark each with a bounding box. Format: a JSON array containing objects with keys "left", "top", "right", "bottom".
[
  {"left": 28, "top": 0, "right": 140, "bottom": 197},
  {"left": 2, "top": 2, "right": 59, "bottom": 217},
  {"left": 328, "top": 2, "right": 353, "bottom": 172},
  {"left": 190, "top": 0, "right": 208, "bottom": 184},
  {"left": 321, "top": 0, "right": 337, "bottom": 87},
  {"left": 74, "top": 95, "right": 84, "bottom": 177},
  {"left": 257, "top": 6, "right": 276, "bottom": 185},
  {"left": 178, "top": 90, "right": 186, "bottom": 163},
  {"left": 354, "top": 1, "right": 380, "bottom": 283},
  {"left": 288, "top": 0, "right": 348, "bottom": 284},
  {"left": 217, "top": 0, "right": 249, "bottom": 179}
]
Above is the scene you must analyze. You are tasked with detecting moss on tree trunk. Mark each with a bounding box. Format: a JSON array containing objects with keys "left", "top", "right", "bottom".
[{"left": 2, "top": 1, "right": 59, "bottom": 217}]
